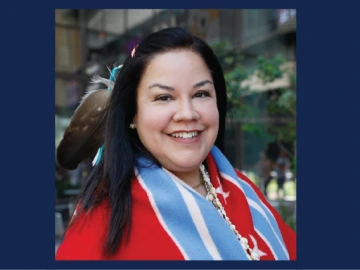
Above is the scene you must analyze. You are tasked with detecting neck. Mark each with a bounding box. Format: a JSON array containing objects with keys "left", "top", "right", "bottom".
[
  {"left": 171, "top": 168, "right": 201, "bottom": 188},
  {"left": 168, "top": 166, "right": 207, "bottom": 197}
]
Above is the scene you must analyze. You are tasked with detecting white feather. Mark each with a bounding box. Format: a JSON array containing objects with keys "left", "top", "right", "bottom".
[
  {"left": 106, "top": 65, "right": 112, "bottom": 73},
  {"left": 90, "top": 74, "right": 115, "bottom": 88}
]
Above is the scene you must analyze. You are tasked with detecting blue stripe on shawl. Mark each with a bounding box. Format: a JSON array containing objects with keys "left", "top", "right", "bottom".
[
  {"left": 210, "top": 146, "right": 289, "bottom": 259},
  {"left": 136, "top": 160, "right": 213, "bottom": 260},
  {"left": 179, "top": 182, "right": 250, "bottom": 260},
  {"left": 136, "top": 158, "right": 251, "bottom": 260}
]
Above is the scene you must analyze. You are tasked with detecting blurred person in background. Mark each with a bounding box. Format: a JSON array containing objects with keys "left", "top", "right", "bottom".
[
  {"left": 275, "top": 150, "right": 291, "bottom": 198},
  {"left": 264, "top": 159, "right": 277, "bottom": 198},
  {"left": 55, "top": 27, "right": 296, "bottom": 260},
  {"left": 255, "top": 152, "right": 272, "bottom": 196}
]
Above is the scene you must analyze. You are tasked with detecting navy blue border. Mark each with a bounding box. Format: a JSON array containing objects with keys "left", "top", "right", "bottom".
[{"left": 2, "top": 1, "right": 360, "bottom": 269}]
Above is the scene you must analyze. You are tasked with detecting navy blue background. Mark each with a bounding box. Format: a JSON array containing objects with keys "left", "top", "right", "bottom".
[{"left": 1, "top": 1, "right": 359, "bottom": 269}]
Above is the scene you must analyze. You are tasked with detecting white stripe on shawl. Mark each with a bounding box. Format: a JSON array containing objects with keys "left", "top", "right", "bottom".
[
  {"left": 255, "top": 228, "right": 278, "bottom": 260},
  {"left": 136, "top": 169, "right": 189, "bottom": 260},
  {"left": 236, "top": 174, "right": 290, "bottom": 259},
  {"left": 220, "top": 172, "right": 289, "bottom": 259},
  {"left": 220, "top": 173, "right": 246, "bottom": 193},
  {"left": 167, "top": 171, "right": 222, "bottom": 260},
  {"left": 248, "top": 199, "right": 289, "bottom": 259}
]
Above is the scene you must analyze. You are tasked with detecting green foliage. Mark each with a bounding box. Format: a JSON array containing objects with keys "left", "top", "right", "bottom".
[
  {"left": 243, "top": 171, "right": 260, "bottom": 186},
  {"left": 292, "top": 155, "right": 297, "bottom": 173},
  {"left": 257, "top": 54, "right": 287, "bottom": 82},
  {"left": 211, "top": 41, "right": 296, "bottom": 159},
  {"left": 278, "top": 90, "right": 296, "bottom": 110},
  {"left": 267, "top": 179, "right": 296, "bottom": 197},
  {"left": 266, "top": 180, "right": 296, "bottom": 230},
  {"left": 278, "top": 200, "right": 296, "bottom": 231},
  {"left": 242, "top": 123, "right": 276, "bottom": 142}
]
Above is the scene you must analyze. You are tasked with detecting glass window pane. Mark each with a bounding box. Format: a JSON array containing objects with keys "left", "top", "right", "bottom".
[{"left": 55, "top": 27, "right": 82, "bottom": 72}]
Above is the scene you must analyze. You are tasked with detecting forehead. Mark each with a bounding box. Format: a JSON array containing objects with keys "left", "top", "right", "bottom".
[{"left": 140, "top": 50, "right": 212, "bottom": 86}]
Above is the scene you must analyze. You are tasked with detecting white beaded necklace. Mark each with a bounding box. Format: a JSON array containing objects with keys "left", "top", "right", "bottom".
[{"left": 199, "top": 164, "right": 260, "bottom": 261}]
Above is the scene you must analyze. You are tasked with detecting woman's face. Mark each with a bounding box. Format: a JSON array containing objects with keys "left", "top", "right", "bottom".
[{"left": 134, "top": 50, "right": 219, "bottom": 176}]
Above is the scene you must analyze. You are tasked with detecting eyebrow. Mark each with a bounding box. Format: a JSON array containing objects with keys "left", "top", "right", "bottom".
[
  {"left": 148, "top": 80, "right": 213, "bottom": 90},
  {"left": 149, "top": 83, "right": 175, "bottom": 90}
]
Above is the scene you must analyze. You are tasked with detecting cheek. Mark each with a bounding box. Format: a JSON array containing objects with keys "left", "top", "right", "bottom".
[
  {"left": 211, "top": 109, "right": 220, "bottom": 125},
  {"left": 200, "top": 102, "right": 219, "bottom": 128},
  {"left": 136, "top": 107, "right": 171, "bottom": 135},
  {"left": 202, "top": 105, "right": 220, "bottom": 142},
  {"left": 210, "top": 112, "right": 220, "bottom": 136}
]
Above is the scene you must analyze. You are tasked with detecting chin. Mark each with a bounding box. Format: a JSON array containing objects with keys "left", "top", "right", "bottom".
[{"left": 169, "top": 156, "right": 204, "bottom": 171}]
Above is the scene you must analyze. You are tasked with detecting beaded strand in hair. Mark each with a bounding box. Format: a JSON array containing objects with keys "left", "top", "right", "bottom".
[{"left": 131, "top": 44, "right": 138, "bottom": 58}]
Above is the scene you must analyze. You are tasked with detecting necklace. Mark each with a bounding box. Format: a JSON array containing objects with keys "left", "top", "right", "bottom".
[
  {"left": 191, "top": 177, "right": 205, "bottom": 189},
  {"left": 199, "top": 164, "right": 260, "bottom": 261}
]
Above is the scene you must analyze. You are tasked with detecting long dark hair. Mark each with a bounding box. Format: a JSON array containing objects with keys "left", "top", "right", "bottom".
[{"left": 77, "top": 27, "right": 228, "bottom": 256}]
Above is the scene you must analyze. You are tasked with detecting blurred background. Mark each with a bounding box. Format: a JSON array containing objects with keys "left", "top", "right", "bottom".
[{"left": 55, "top": 9, "right": 296, "bottom": 251}]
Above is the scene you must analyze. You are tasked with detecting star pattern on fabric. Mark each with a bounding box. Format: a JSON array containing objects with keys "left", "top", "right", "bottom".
[
  {"left": 215, "top": 180, "right": 230, "bottom": 204},
  {"left": 250, "top": 234, "right": 267, "bottom": 258}
]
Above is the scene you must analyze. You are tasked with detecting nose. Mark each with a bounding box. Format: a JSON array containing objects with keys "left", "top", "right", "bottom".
[{"left": 173, "top": 99, "right": 200, "bottom": 122}]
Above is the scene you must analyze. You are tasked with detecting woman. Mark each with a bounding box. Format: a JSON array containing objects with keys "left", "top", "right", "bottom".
[{"left": 56, "top": 27, "right": 296, "bottom": 260}]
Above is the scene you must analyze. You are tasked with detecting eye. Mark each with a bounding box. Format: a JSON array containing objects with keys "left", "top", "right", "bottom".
[
  {"left": 194, "top": 91, "right": 211, "bottom": 98},
  {"left": 154, "top": 95, "right": 172, "bottom": 101}
]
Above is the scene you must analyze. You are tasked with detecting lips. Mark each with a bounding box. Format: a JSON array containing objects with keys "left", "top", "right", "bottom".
[
  {"left": 167, "top": 130, "right": 203, "bottom": 140},
  {"left": 170, "top": 131, "right": 199, "bottom": 139}
]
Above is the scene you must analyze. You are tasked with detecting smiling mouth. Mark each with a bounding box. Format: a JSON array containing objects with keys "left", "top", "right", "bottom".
[{"left": 169, "top": 131, "right": 200, "bottom": 139}]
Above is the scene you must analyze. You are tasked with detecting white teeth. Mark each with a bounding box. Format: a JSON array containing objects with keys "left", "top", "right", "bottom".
[{"left": 170, "top": 131, "right": 198, "bottom": 139}]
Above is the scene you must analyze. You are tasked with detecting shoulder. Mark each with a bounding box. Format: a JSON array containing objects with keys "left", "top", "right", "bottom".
[
  {"left": 232, "top": 169, "right": 271, "bottom": 205},
  {"left": 56, "top": 199, "right": 111, "bottom": 260},
  {"left": 234, "top": 168, "right": 296, "bottom": 259},
  {"left": 234, "top": 169, "right": 261, "bottom": 192}
]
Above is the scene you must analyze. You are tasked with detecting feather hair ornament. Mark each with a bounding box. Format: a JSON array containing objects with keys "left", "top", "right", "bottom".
[
  {"left": 56, "top": 65, "right": 123, "bottom": 170},
  {"left": 90, "top": 74, "right": 114, "bottom": 89}
]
